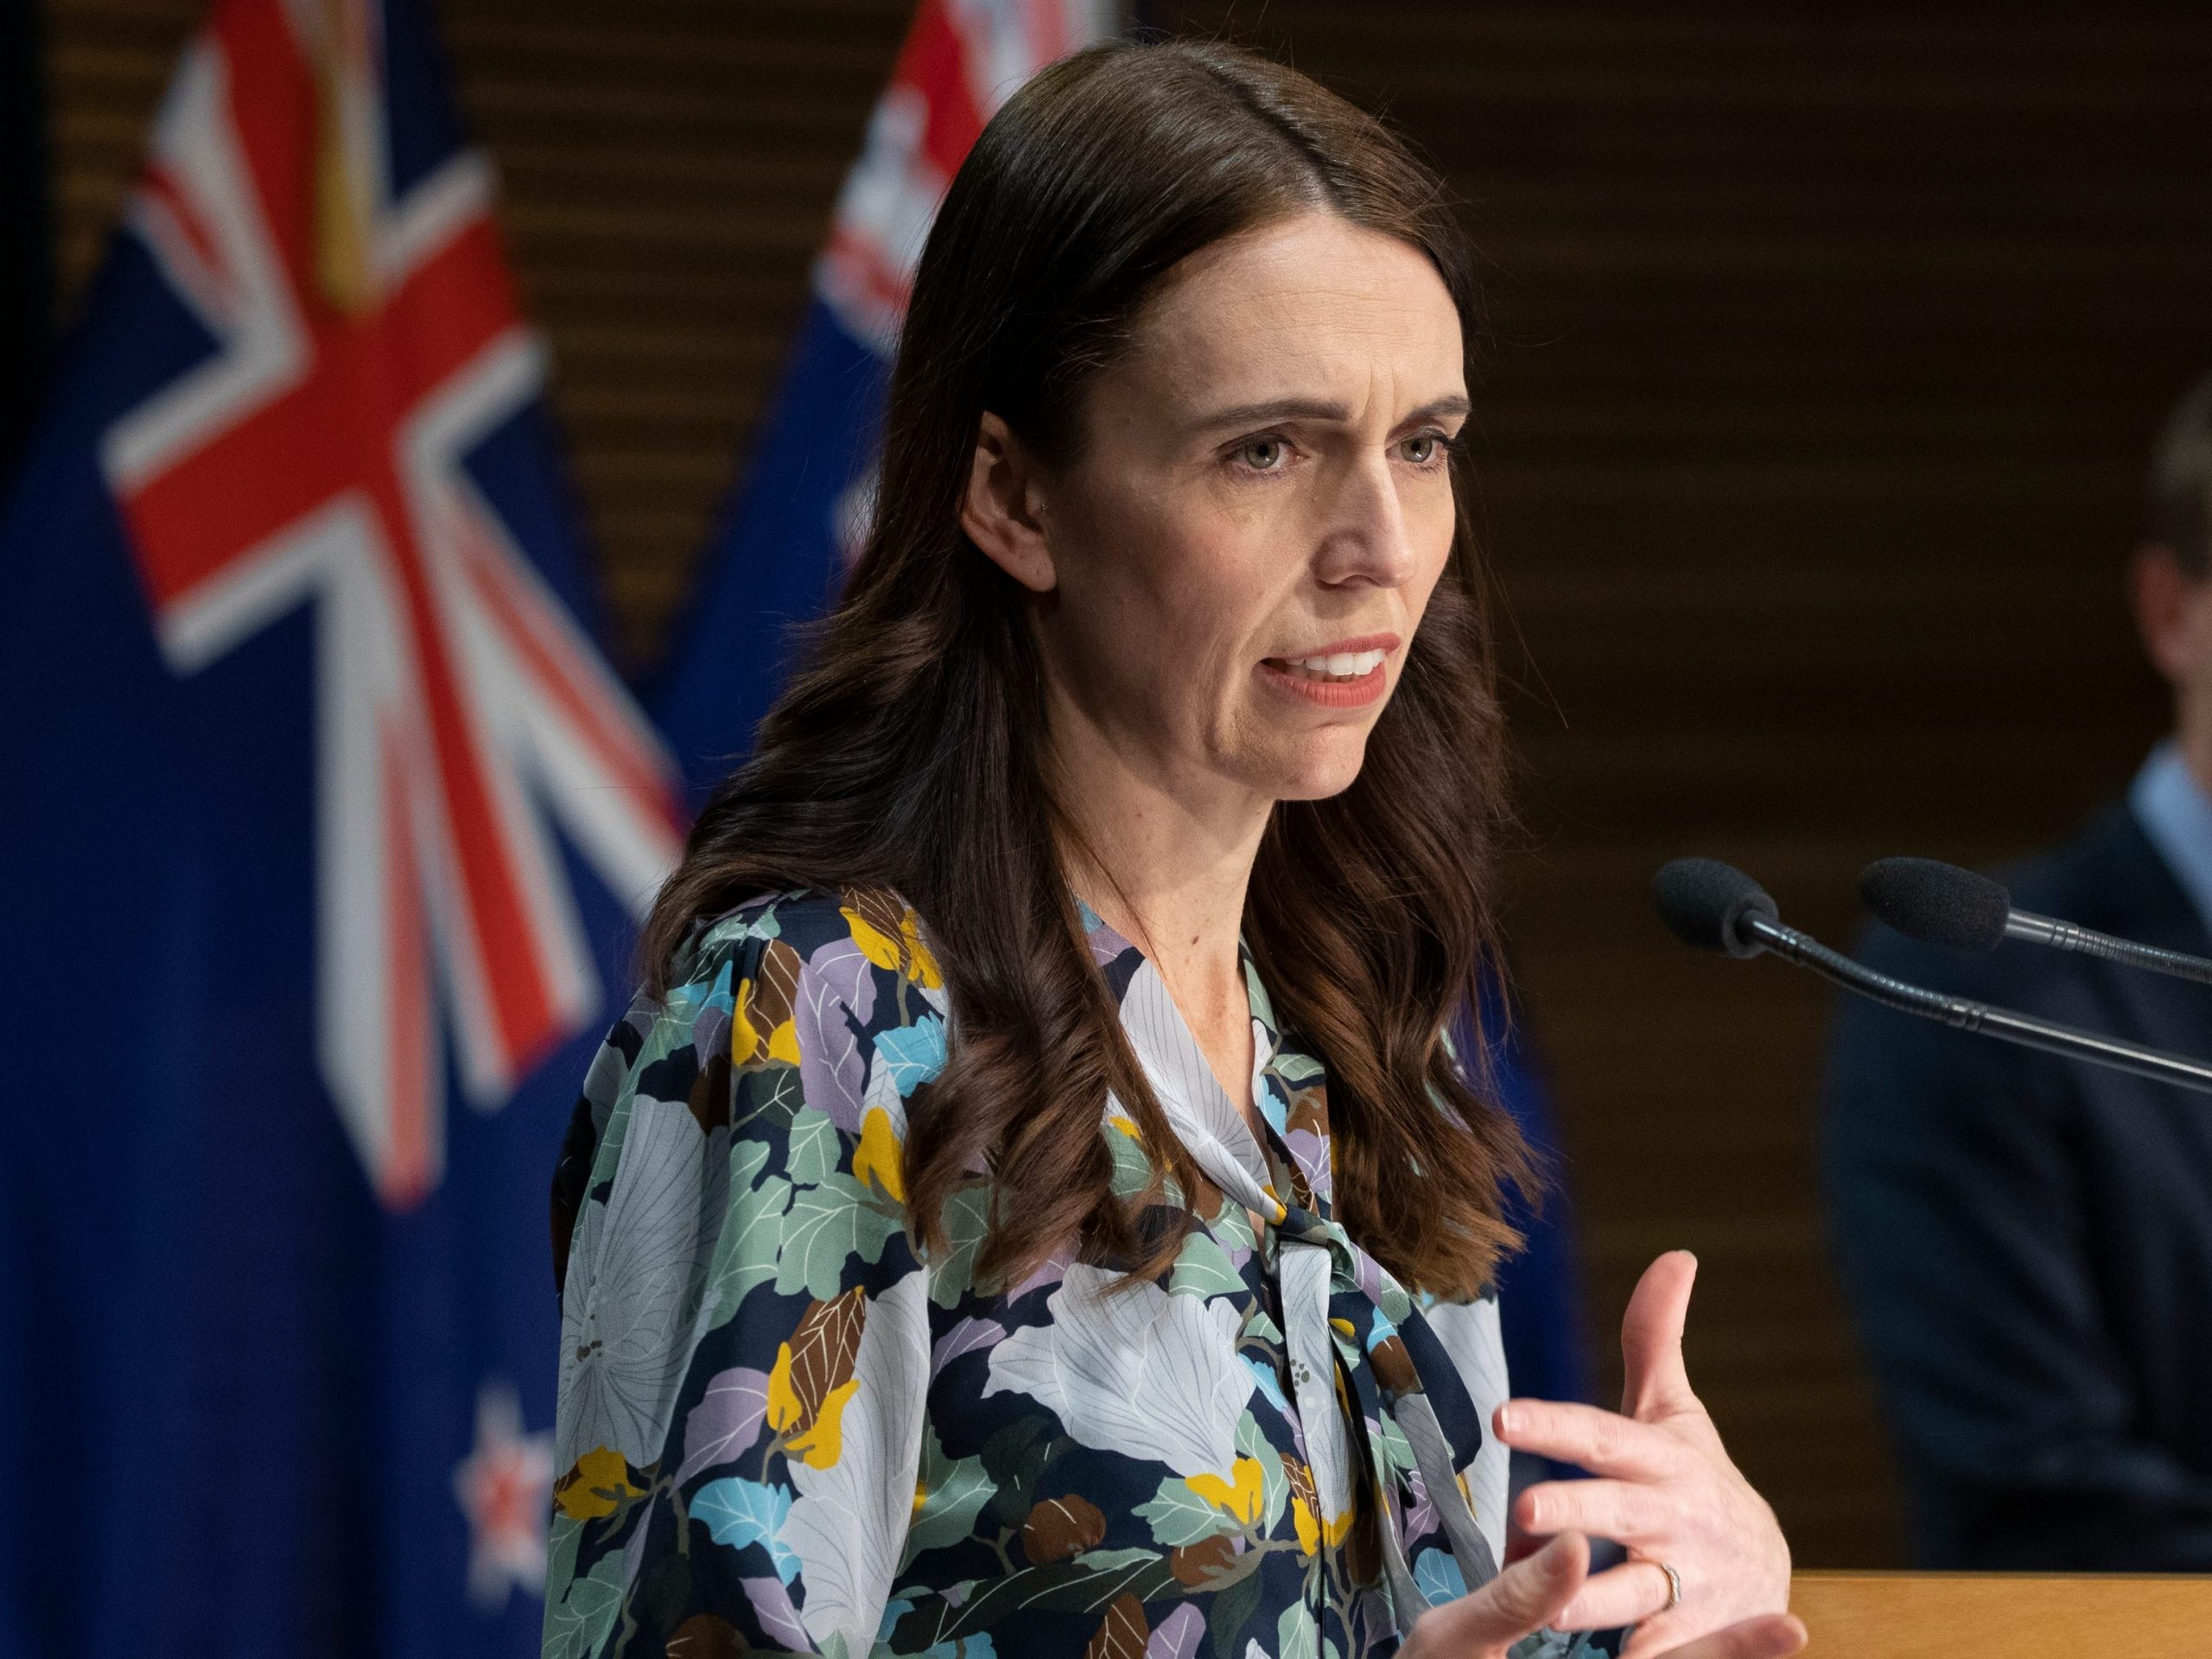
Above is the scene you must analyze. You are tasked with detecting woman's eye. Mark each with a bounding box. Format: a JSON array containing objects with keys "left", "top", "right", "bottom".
[
  {"left": 1404, "top": 430, "right": 1461, "bottom": 469},
  {"left": 1233, "top": 435, "right": 1288, "bottom": 473}
]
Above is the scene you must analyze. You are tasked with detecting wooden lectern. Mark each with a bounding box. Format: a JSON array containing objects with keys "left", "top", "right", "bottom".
[{"left": 1792, "top": 1570, "right": 2212, "bottom": 1655}]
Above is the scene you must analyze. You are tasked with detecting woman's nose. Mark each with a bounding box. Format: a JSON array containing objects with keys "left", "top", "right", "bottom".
[{"left": 1311, "top": 453, "right": 1419, "bottom": 589}]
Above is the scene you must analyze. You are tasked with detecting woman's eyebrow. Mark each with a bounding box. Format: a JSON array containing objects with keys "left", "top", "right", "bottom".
[{"left": 1189, "top": 392, "right": 1471, "bottom": 431}]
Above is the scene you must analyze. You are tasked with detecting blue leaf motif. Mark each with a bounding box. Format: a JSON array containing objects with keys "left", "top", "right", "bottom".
[
  {"left": 876, "top": 1014, "right": 948, "bottom": 1097},
  {"left": 691, "top": 1477, "right": 798, "bottom": 1584},
  {"left": 1243, "top": 1354, "right": 1292, "bottom": 1414},
  {"left": 1414, "top": 1544, "right": 1468, "bottom": 1605},
  {"left": 918, "top": 1636, "right": 996, "bottom": 1659}
]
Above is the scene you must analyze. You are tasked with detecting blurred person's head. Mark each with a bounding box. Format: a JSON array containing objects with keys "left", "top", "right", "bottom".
[{"left": 2130, "top": 372, "right": 2212, "bottom": 775}]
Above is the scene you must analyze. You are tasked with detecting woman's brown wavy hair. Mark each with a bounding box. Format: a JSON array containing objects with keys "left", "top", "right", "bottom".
[{"left": 642, "top": 35, "right": 1535, "bottom": 1300}]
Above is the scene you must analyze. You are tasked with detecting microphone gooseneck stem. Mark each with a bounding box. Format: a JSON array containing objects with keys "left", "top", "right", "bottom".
[
  {"left": 1739, "top": 914, "right": 2212, "bottom": 1098},
  {"left": 2005, "top": 909, "right": 2212, "bottom": 988}
]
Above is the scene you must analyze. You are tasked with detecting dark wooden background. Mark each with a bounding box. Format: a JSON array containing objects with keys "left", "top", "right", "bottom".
[{"left": 41, "top": 0, "right": 2212, "bottom": 1566}]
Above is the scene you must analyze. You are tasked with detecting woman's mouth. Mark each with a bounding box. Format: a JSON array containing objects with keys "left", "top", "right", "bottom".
[
  {"left": 1256, "top": 647, "right": 1390, "bottom": 708},
  {"left": 1266, "top": 648, "right": 1388, "bottom": 683}
]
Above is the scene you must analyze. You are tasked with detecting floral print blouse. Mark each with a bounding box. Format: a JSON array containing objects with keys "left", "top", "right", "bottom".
[{"left": 543, "top": 886, "right": 1617, "bottom": 1659}]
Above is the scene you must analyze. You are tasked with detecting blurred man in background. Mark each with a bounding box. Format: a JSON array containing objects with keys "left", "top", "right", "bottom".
[{"left": 1823, "top": 372, "right": 2212, "bottom": 1570}]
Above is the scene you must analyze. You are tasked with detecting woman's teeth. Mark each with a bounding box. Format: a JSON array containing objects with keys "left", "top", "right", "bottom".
[{"left": 1274, "top": 648, "right": 1386, "bottom": 682}]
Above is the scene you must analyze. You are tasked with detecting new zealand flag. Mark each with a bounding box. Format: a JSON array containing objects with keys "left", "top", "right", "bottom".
[{"left": 0, "top": 2, "right": 683, "bottom": 1654}]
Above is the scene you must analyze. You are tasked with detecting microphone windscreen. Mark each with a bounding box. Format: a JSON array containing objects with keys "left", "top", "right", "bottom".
[
  {"left": 1857, "top": 857, "right": 2010, "bottom": 951},
  {"left": 1652, "top": 858, "right": 1780, "bottom": 959}
]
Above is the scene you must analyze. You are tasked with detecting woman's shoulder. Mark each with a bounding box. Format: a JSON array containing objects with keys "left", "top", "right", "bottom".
[
  {"left": 651, "top": 880, "right": 949, "bottom": 1101},
  {"left": 579, "top": 881, "right": 946, "bottom": 1147},
  {"left": 671, "top": 881, "right": 938, "bottom": 982},
  {"left": 557, "top": 880, "right": 949, "bottom": 1287}
]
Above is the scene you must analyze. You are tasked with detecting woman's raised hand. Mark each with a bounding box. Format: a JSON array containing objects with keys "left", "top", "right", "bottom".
[
  {"left": 1492, "top": 1251, "right": 1797, "bottom": 1658},
  {"left": 1397, "top": 1530, "right": 1806, "bottom": 1659}
]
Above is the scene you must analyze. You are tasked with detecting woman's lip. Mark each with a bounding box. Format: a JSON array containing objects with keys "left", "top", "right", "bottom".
[
  {"left": 1268, "top": 632, "right": 1401, "bottom": 660},
  {"left": 1255, "top": 657, "right": 1389, "bottom": 709}
]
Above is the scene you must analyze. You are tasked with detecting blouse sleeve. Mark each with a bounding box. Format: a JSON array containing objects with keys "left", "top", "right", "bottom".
[{"left": 543, "top": 892, "right": 944, "bottom": 1659}]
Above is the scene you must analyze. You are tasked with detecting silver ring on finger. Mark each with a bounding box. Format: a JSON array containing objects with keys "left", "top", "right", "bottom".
[{"left": 1656, "top": 1560, "right": 1682, "bottom": 1612}]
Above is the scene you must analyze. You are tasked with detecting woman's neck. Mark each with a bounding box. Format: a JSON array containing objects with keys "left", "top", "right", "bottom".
[{"left": 1044, "top": 700, "right": 1271, "bottom": 1033}]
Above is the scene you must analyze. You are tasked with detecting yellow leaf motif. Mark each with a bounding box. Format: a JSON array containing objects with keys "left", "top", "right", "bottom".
[
  {"left": 783, "top": 1376, "right": 860, "bottom": 1469},
  {"left": 1325, "top": 1505, "right": 1355, "bottom": 1548},
  {"left": 1185, "top": 1456, "right": 1265, "bottom": 1528},
  {"left": 765, "top": 1340, "right": 802, "bottom": 1433},
  {"left": 766, "top": 1018, "right": 801, "bottom": 1066},
  {"left": 912, "top": 1478, "right": 929, "bottom": 1519},
  {"left": 731, "top": 977, "right": 763, "bottom": 1066},
  {"left": 1290, "top": 1492, "right": 1319, "bottom": 1555},
  {"left": 553, "top": 1446, "right": 640, "bottom": 1521},
  {"left": 899, "top": 909, "right": 943, "bottom": 988},
  {"left": 855, "top": 1106, "right": 906, "bottom": 1202},
  {"left": 1107, "top": 1114, "right": 1141, "bottom": 1138},
  {"left": 842, "top": 906, "right": 903, "bottom": 972}
]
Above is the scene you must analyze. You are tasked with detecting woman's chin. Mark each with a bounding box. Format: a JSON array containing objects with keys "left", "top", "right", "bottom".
[{"left": 1256, "top": 741, "right": 1370, "bottom": 804}]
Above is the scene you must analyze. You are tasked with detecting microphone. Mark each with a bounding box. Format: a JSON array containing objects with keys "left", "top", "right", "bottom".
[
  {"left": 1651, "top": 857, "right": 2212, "bottom": 1097},
  {"left": 1652, "top": 856, "right": 1779, "bottom": 959},
  {"left": 1859, "top": 856, "right": 2212, "bottom": 989}
]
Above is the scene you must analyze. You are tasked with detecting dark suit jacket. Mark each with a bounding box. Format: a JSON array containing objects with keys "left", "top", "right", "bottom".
[{"left": 1822, "top": 800, "right": 2212, "bottom": 1568}]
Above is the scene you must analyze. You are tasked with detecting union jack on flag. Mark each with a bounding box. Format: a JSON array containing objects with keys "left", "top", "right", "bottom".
[
  {"left": 0, "top": 0, "right": 677, "bottom": 1652},
  {"left": 111, "top": 0, "right": 683, "bottom": 1207}
]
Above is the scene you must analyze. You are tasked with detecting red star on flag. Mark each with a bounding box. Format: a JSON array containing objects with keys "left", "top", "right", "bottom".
[{"left": 453, "top": 1380, "right": 556, "bottom": 1611}]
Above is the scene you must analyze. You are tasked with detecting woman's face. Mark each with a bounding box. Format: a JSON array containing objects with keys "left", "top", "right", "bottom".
[{"left": 1000, "top": 211, "right": 1468, "bottom": 809}]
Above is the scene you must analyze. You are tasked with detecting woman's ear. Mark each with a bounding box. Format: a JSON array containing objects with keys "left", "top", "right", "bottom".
[{"left": 961, "top": 410, "right": 1059, "bottom": 594}]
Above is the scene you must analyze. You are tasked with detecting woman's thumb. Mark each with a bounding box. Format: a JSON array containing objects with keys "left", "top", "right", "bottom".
[{"left": 1415, "top": 1531, "right": 1591, "bottom": 1654}]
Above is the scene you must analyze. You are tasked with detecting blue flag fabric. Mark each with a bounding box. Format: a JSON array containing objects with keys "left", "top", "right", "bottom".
[
  {"left": 1467, "top": 988, "right": 1598, "bottom": 1414},
  {"left": 0, "top": 2, "right": 683, "bottom": 1654},
  {"left": 650, "top": 295, "right": 889, "bottom": 796}
]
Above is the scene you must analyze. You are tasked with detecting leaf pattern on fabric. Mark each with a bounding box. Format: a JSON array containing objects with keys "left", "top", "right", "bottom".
[
  {"left": 1024, "top": 1494, "right": 1109, "bottom": 1563},
  {"left": 1085, "top": 1591, "right": 1150, "bottom": 1659},
  {"left": 734, "top": 938, "right": 804, "bottom": 1068},
  {"left": 984, "top": 1265, "right": 1254, "bottom": 1480},
  {"left": 674, "top": 1366, "right": 772, "bottom": 1485},
  {"left": 555, "top": 1089, "right": 719, "bottom": 1471},
  {"left": 795, "top": 943, "right": 873, "bottom": 1132},
  {"left": 1146, "top": 1603, "right": 1206, "bottom": 1659},
  {"left": 543, "top": 887, "right": 1624, "bottom": 1659},
  {"left": 692, "top": 1477, "right": 798, "bottom": 1582},
  {"left": 907, "top": 1422, "right": 996, "bottom": 1561},
  {"left": 784, "top": 1267, "right": 931, "bottom": 1656}
]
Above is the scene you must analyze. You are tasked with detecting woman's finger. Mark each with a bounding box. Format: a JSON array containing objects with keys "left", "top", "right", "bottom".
[
  {"left": 1620, "top": 1250, "right": 1700, "bottom": 1421},
  {"left": 1653, "top": 1614, "right": 1808, "bottom": 1659},
  {"left": 1551, "top": 1560, "right": 1675, "bottom": 1631},
  {"left": 1516, "top": 1478, "right": 1676, "bottom": 1547},
  {"left": 1494, "top": 1399, "right": 1681, "bottom": 1481},
  {"left": 1413, "top": 1530, "right": 1591, "bottom": 1653}
]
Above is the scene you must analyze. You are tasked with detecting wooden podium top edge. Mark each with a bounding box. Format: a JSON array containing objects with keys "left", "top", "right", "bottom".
[{"left": 1794, "top": 1568, "right": 2212, "bottom": 1584}]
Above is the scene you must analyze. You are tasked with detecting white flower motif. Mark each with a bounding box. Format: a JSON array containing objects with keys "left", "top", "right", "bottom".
[
  {"left": 556, "top": 1095, "right": 720, "bottom": 1470},
  {"left": 783, "top": 1266, "right": 931, "bottom": 1657},
  {"left": 1421, "top": 1292, "right": 1510, "bottom": 1567},
  {"left": 982, "top": 1262, "right": 1254, "bottom": 1480}
]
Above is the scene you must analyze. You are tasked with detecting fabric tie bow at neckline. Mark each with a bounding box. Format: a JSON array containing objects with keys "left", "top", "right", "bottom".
[{"left": 1097, "top": 921, "right": 1503, "bottom": 1637}]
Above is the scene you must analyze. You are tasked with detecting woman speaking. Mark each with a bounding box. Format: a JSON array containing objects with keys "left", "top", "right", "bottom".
[{"left": 543, "top": 36, "right": 1801, "bottom": 1659}]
